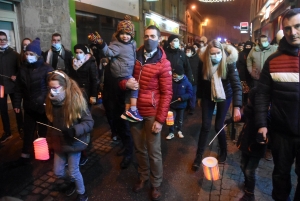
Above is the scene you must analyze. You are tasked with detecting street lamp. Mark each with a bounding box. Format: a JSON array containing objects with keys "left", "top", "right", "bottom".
[{"left": 186, "top": 3, "right": 203, "bottom": 43}]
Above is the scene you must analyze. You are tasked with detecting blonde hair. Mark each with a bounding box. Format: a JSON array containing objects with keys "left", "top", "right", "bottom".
[
  {"left": 202, "top": 39, "right": 227, "bottom": 79},
  {"left": 45, "top": 71, "right": 88, "bottom": 128}
]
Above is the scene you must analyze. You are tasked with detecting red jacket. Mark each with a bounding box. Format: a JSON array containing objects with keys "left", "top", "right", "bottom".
[{"left": 120, "top": 46, "right": 172, "bottom": 124}]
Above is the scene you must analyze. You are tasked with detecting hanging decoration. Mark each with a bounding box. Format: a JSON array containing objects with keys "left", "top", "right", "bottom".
[{"left": 199, "top": 0, "right": 234, "bottom": 2}]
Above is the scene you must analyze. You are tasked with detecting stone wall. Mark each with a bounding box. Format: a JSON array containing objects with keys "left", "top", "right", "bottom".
[{"left": 17, "top": 0, "right": 71, "bottom": 52}]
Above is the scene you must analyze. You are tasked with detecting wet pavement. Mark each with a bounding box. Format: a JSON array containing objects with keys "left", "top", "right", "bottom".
[{"left": 0, "top": 104, "right": 297, "bottom": 201}]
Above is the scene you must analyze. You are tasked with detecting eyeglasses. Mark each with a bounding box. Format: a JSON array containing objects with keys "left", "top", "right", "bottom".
[{"left": 0, "top": 39, "right": 7, "bottom": 42}]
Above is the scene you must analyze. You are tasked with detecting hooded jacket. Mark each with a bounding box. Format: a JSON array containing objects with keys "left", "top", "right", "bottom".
[
  {"left": 246, "top": 44, "right": 277, "bottom": 80},
  {"left": 255, "top": 37, "right": 300, "bottom": 138},
  {"left": 120, "top": 46, "right": 173, "bottom": 124},
  {"left": 100, "top": 35, "right": 136, "bottom": 78},
  {"left": 171, "top": 75, "right": 193, "bottom": 109},
  {"left": 237, "top": 42, "right": 254, "bottom": 86},
  {"left": 197, "top": 44, "right": 242, "bottom": 107},
  {"left": 0, "top": 47, "right": 19, "bottom": 94},
  {"left": 165, "top": 47, "right": 193, "bottom": 83},
  {"left": 14, "top": 57, "right": 54, "bottom": 113}
]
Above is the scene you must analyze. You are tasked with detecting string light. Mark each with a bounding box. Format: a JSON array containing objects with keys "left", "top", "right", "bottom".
[{"left": 199, "top": 0, "right": 234, "bottom": 2}]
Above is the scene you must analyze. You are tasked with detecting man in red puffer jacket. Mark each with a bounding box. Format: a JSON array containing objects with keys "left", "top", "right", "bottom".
[{"left": 120, "top": 25, "right": 172, "bottom": 201}]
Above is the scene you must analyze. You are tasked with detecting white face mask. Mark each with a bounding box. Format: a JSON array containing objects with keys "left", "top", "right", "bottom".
[
  {"left": 50, "top": 86, "right": 63, "bottom": 96},
  {"left": 210, "top": 54, "right": 222, "bottom": 64},
  {"left": 0, "top": 44, "right": 8, "bottom": 49},
  {"left": 172, "top": 41, "right": 180, "bottom": 49},
  {"left": 76, "top": 53, "right": 85, "bottom": 60},
  {"left": 194, "top": 47, "right": 198, "bottom": 51},
  {"left": 26, "top": 55, "right": 37, "bottom": 63},
  {"left": 186, "top": 52, "right": 192, "bottom": 57}
]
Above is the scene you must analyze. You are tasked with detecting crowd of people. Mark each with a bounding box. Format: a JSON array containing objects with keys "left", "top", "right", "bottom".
[{"left": 0, "top": 8, "right": 300, "bottom": 201}]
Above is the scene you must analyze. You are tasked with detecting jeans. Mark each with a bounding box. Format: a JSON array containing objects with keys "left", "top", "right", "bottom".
[
  {"left": 271, "top": 133, "right": 300, "bottom": 201},
  {"left": 130, "top": 116, "right": 162, "bottom": 187},
  {"left": 189, "top": 85, "right": 197, "bottom": 110},
  {"left": 53, "top": 151, "right": 85, "bottom": 194},
  {"left": 169, "top": 108, "right": 185, "bottom": 133},
  {"left": 196, "top": 97, "right": 232, "bottom": 156},
  {"left": 240, "top": 152, "right": 261, "bottom": 193}
]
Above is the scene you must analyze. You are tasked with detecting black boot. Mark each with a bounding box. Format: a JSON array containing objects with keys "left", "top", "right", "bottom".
[
  {"left": 239, "top": 191, "right": 255, "bottom": 201},
  {"left": 218, "top": 149, "right": 227, "bottom": 164},
  {"left": 192, "top": 154, "right": 202, "bottom": 171}
]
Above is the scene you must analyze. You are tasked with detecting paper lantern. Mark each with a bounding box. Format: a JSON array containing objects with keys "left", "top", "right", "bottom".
[
  {"left": 0, "top": 85, "right": 4, "bottom": 98},
  {"left": 166, "top": 111, "right": 174, "bottom": 125},
  {"left": 202, "top": 157, "right": 220, "bottom": 181},
  {"left": 33, "top": 138, "right": 49, "bottom": 160}
]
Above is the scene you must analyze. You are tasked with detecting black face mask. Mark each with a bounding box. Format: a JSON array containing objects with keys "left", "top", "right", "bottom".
[{"left": 144, "top": 39, "right": 158, "bottom": 52}]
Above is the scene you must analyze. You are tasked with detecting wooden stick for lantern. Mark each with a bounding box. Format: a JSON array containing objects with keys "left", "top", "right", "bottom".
[
  {"left": 36, "top": 121, "right": 88, "bottom": 146},
  {"left": 208, "top": 124, "right": 227, "bottom": 145}
]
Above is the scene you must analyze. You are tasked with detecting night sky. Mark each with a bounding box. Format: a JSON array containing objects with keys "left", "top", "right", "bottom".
[{"left": 193, "top": 0, "right": 251, "bottom": 26}]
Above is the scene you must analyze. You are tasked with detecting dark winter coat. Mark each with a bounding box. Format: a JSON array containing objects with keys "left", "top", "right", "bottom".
[
  {"left": 68, "top": 55, "right": 99, "bottom": 99},
  {"left": 197, "top": 50, "right": 242, "bottom": 108},
  {"left": 237, "top": 104, "right": 267, "bottom": 158},
  {"left": 49, "top": 105, "right": 94, "bottom": 153},
  {"left": 0, "top": 47, "right": 20, "bottom": 94},
  {"left": 170, "top": 75, "right": 193, "bottom": 109},
  {"left": 120, "top": 46, "right": 173, "bottom": 124},
  {"left": 255, "top": 37, "right": 300, "bottom": 138},
  {"left": 237, "top": 50, "right": 252, "bottom": 87},
  {"left": 187, "top": 53, "right": 202, "bottom": 86},
  {"left": 43, "top": 46, "right": 73, "bottom": 75},
  {"left": 14, "top": 57, "right": 54, "bottom": 113},
  {"left": 165, "top": 47, "right": 193, "bottom": 83}
]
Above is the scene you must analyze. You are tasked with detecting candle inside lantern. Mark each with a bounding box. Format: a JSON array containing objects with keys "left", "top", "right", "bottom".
[
  {"left": 166, "top": 111, "right": 174, "bottom": 126},
  {"left": 202, "top": 157, "right": 220, "bottom": 181},
  {"left": 0, "top": 85, "right": 4, "bottom": 98},
  {"left": 33, "top": 138, "right": 50, "bottom": 160}
]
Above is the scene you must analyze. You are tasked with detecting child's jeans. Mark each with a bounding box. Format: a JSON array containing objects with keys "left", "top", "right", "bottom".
[
  {"left": 169, "top": 108, "right": 185, "bottom": 133},
  {"left": 240, "top": 152, "right": 261, "bottom": 193},
  {"left": 53, "top": 151, "right": 85, "bottom": 194},
  {"left": 119, "top": 76, "right": 138, "bottom": 104}
]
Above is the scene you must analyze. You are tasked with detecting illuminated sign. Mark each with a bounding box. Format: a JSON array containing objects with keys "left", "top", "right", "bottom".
[
  {"left": 240, "top": 22, "right": 248, "bottom": 34},
  {"left": 145, "top": 13, "right": 180, "bottom": 34}
]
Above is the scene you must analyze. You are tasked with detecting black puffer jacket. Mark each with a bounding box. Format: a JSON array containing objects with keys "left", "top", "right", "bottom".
[
  {"left": 237, "top": 50, "right": 252, "bottom": 87},
  {"left": 49, "top": 105, "right": 94, "bottom": 153},
  {"left": 187, "top": 53, "right": 202, "bottom": 86},
  {"left": 255, "top": 37, "right": 300, "bottom": 137},
  {"left": 197, "top": 58, "right": 242, "bottom": 108},
  {"left": 165, "top": 47, "right": 193, "bottom": 83},
  {"left": 69, "top": 55, "right": 99, "bottom": 99},
  {"left": 14, "top": 57, "right": 54, "bottom": 113},
  {"left": 0, "top": 47, "right": 20, "bottom": 94}
]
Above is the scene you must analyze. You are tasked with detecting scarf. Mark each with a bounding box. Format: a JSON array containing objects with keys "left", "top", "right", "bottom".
[
  {"left": 73, "top": 55, "right": 89, "bottom": 70},
  {"left": 46, "top": 47, "right": 66, "bottom": 70},
  {"left": 210, "top": 64, "right": 226, "bottom": 102},
  {"left": 49, "top": 91, "right": 66, "bottom": 106}
]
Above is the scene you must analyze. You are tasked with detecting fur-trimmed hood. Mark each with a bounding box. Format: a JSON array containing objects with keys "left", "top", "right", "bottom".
[{"left": 198, "top": 44, "right": 238, "bottom": 65}]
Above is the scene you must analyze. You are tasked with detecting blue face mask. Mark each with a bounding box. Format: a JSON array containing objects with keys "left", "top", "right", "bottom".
[
  {"left": 210, "top": 54, "right": 222, "bottom": 64},
  {"left": 261, "top": 42, "right": 269, "bottom": 48},
  {"left": 52, "top": 43, "right": 62, "bottom": 51},
  {"left": 26, "top": 55, "right": 37, "bottom": 63}
]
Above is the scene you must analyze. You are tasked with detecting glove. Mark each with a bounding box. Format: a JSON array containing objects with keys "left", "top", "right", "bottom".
[
  {"left": 224, "top": 117, "right": 233, "bottom": 125},
  {"left": 61, "top": 127, "right": 76, "bottom": 138},
  {"left": 90, "top": 97, "right": 96, "bottom": 105},
  {"left": 87, "top": 31, "right": 103, "bottom": 45}
]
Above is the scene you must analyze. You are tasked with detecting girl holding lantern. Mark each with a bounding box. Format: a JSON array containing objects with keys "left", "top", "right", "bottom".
[
  {"left": 45, "top": 71, "right": 94, "bottom": 201},
  {"left": 193, "top": 39, "right": 242, "bottom": 170}
]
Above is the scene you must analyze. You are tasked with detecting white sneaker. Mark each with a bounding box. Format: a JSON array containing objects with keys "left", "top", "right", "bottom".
[
  {"left": 178, "top": 131, "right": 184, "bottom": 138},
  {"left": 166, "top": 133, "right": 174, "bottom": 140}
]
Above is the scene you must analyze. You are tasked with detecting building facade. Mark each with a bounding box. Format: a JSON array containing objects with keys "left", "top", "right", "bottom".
[{"left": 250, "top": 0, "right": 300, "bottom": 42}]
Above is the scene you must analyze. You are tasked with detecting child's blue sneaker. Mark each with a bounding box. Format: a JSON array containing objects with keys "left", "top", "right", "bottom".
[{"left": 126, "top": 109, "right": 143, "bottom": 121}]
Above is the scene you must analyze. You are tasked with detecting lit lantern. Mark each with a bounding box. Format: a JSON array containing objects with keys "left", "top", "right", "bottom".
[
  {"left": 166, "top": 111, "right": 174, "bottom": 126},
  {"left": 33, "top": 138, "right": 50, "bottom": 160},
  {"left": 202, "top": 157, "right": 220, "bottom": 181},
  {"left": 0, "top": 85, "right": 4, "bottom": 98}
]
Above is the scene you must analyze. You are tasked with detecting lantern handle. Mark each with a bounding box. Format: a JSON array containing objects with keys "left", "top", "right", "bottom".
[
  {"left": 36, "top": 121, "right": 88, "bottom": 146},
  {"left": 208, "top": 124, "right": 227, "bottom": 145},
  {"left": 169, "top": 100, "right": 179, "bottom": 105}
]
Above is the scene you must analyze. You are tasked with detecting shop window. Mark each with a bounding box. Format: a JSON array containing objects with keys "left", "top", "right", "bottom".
[{"left": 0, "top": 2, "right": 14, "bottom": 11}]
